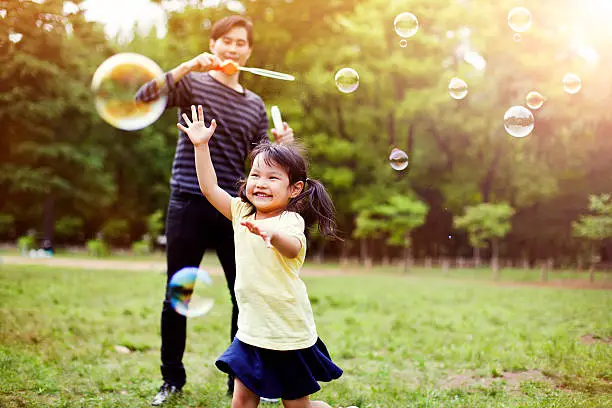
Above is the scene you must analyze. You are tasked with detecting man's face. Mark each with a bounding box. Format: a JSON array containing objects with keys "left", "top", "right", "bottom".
[{"left": 209, "top": 26, "right": 252, "bottom": 67}]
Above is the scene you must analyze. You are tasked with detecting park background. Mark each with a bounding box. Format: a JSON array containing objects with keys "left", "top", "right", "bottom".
[{"left": 1, "top": 0, "right": 612, "bottom": 407}]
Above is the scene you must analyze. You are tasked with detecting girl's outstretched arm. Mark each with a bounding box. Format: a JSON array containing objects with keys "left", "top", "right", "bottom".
[
  {"left": 240, "top": 221, "right": 302, "bottom": 258},
  {"left": 178, "top": 105, "right": 231, "bottom": 219}
]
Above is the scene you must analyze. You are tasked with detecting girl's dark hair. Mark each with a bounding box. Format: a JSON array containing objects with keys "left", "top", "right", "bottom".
[{"left": 238, "top": 142, "right": 340, "bottom": 240}]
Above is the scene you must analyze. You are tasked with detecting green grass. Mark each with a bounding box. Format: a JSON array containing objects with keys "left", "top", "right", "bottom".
[{"left": 1, "top": 264, "right": 611, "bottom": 407}]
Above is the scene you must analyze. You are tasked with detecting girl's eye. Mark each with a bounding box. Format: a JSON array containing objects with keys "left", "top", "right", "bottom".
[{"left": 270, "top": 176, "right": 278, "bottom": 180}]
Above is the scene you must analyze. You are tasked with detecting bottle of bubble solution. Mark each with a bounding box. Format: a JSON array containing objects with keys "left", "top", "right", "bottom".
[{"left": 271, "top": 105, "right": 283, "bottom": 132}]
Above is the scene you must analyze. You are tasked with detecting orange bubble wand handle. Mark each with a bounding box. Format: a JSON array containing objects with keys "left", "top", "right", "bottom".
[
  {"left": 213, "top": 60, "right": 295, "bottom": 81},
  {"left": 213, "top": 60, "right": 239, "bottom": 76}
]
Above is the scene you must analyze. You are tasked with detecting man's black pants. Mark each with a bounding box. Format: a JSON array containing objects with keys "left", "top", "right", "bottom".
[{"left": 160, "top": 189, "right": 238, "bottom": 388}]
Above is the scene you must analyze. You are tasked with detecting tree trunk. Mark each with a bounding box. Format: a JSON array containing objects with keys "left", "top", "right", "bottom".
[
  {"left": 340, "top": 240, "right": 351, "bottom": 268},
  {"left": 314, "top": 241, "right": 325, "bottom": 264},
  {"left": 540, "top": 261, "right": 548, "bottom": 282},
  {"left": 403, "top": 234, "right": 413, "bottom": 273},
  {"left": 473, "top": 246, "right": 481, "bottom": 268},
  {"left": 492, "top": 239, "right": 500, "bottom": 280},
  {"left": 442, "top": 257, "right": 450, "bottom": 273},
  {"left": 589, "top": 243, "right": 595, "bottom": 283},
  {"left": 361, "top": 239, "right": 372, "bottom": 270},
  {"left": 42, "top": 195, "right": 55, "bottom": 253}
]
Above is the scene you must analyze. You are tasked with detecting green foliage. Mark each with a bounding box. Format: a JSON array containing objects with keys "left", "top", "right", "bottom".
[
  {"left": 146, "top": 210, "right": 164, "bottom": 243},
  {"left": 131, "top": 239, "right": 151, "bottom": 255},
  {"left": 455, "top": 203, "right": 515, "bottom": 249},
  {"left": 354, "top": 194, "right": 428, "bottom": 247},
  {"left": 54, "top": 216, "right": 84, "bottom": 241},
  {"left": 2, "top": 0, "right": 612, "bottom": 261},
  {"left": 0, "top": 214, "right": 15, "bottom": 235},
  {"left": 86, "top": 239, "right": 109, "bottom": 257},
  {"left": 16, "top": 235, "right": 35, "bottom": 253},
  {"left": 100, "top": 219, "right": 130, "bottom": 246},
  {"left": 572, "top": 194, "right": 612, "bottom": 241}
]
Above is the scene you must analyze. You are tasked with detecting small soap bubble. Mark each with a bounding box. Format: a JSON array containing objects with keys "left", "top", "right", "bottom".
[
  {"left": 562, "top": 73, "right": 582, "bottom": 94},
  {"left": 525, "top": 91, "right": 545, "bottom": 110},
  {"left": 508, "top": 7, "right": 532, "bottom": 32},
  {"left": 335, "top": 68, "right": 359, "bottom": 93},
  {"left": 448, "top": 77, "right": 468, "bottom": 100},
  {"left": 389, "top": 148, "right": 409, "bottom": 171},
  {"left": 504, "top": 106, "right": 534, "bottom": 138},
  {"left": 394, "top": 12, "right": 419, "bottom": 38}
]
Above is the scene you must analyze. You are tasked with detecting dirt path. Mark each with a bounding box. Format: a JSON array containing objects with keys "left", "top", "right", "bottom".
[
  {"left": 2, "top": 255, "right": 610, "bottom": 289},
  {"left": 0, "top": 255, "right": 342, "bottom": 276}
]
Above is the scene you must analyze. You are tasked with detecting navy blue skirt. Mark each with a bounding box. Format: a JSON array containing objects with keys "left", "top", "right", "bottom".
[{"left": 216, "top": 337, "right": 343, "bottom": 400}]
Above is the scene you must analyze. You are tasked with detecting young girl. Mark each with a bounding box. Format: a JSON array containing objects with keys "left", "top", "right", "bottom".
[{"left": 178, "top": 105, "right": 343, "bottom": 408}]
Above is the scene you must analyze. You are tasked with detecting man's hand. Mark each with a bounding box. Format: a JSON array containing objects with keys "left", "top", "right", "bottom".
[
  {"left": 240, "top": 220, "right": 276, "bottom": 248},
  {"left": 177, "top": 105, "right": 217, "bottom": 147},
  {"left": 184, "top": 52, "right": 222, "bottom": 73},
  {"left": 271, "top": 122, "right": 294, "bottom": 144}
]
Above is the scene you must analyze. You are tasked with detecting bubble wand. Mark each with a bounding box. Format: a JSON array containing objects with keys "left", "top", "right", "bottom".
[{"left": 214, "top": 60, "right": 295, "bottom": 81}]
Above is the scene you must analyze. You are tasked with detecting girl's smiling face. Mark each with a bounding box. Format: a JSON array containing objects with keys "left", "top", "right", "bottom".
[{"left": 245, "top": 154, "right": 303, "bottom": 218}]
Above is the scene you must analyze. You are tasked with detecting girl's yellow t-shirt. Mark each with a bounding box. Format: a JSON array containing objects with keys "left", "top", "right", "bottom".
[{"left": 230, "top": 197, "right": 318, "bottom": 350}]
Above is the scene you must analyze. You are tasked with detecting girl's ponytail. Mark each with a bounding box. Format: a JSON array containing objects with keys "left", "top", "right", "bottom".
[{"left": 290, "top": 177, "right": 341, "bottom": 240}]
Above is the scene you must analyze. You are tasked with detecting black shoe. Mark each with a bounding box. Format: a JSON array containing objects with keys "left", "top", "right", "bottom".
[{"left": 151, "top": 383, "right": 182, "bottom": 406}]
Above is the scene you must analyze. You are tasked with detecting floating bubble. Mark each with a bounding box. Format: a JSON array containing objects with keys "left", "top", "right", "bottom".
[
  {"left": 562, "top": 73, "right": 582, "bottom": 94},
  {"left": 513, "top": 33, "right": 521, "bottom": 42},
  {"left": 504, "top": 106, "right": 534, "bottom": 138},
  {"left": 91, "top": 53, "right": 167, "bottom": 131},
  {"left": 8, "top": 31, "right": 22, "bottom": 43},
  {"left": 508, "top": 7, "right": 532, "bottom": 33},
  {"left": 448, "top": 77, "right": 468, "bottom": 100},
  {"left": 399, "top": 39, "right": 408, "bottom": 48},
  {"left": 225, "top": 0, "right": 246, "bottom": 13},
  {"left": 394, "top": 12, "right": 419, "bottom": 38},
  {"left": 335, "top": 67, "right": 359, "bottom": 93},
  {"left": 168, "top": 267, "right": 214, "bottom": 318},
  {"left": 389, "top": 148, "right": 409, "bottom": 171},
  {"left": 525, "top": 91, "right": 545, "bottom": 110}
]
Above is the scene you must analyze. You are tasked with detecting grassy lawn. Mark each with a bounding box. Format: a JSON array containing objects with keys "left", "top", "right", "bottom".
[{"left": 0, "top": 264, "right": 611, "bottom": 407}]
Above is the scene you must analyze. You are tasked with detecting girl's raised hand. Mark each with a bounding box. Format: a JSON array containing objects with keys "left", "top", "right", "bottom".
[
  {"left": 177, "top": 105, "right": 217, "bottom": 147},
  {"left": 241, "top": 220, "right": 275, "bottom": 248}
]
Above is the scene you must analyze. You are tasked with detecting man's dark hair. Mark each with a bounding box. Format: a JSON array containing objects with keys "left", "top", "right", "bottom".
[{"left": 210, "top": 15, "right": 253, "bottom": 46}]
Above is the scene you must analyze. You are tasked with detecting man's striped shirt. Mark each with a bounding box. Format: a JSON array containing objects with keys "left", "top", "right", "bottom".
[{"left": 137, "top": 72, "right": 269, "bottom": 196}]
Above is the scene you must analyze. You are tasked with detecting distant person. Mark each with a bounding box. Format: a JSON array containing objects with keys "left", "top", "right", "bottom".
[
  {"left": 179, "top": 104, "right": 343, "bottom": 407},
  {"left": 135, "top": 15, "right": 294, "bottom": 406}
]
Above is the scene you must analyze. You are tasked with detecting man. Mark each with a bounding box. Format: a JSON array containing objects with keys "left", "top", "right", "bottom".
[{"left": 136, "top": 15, "right": 292, "bottom": 406}]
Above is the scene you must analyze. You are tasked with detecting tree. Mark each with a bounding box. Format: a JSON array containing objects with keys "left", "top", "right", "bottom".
[
  {"left": 0, "top": 0, "right": 116, "bottom": 245},
  {"left": 572, "top": 194, "right": 612, "bottom": 282},
  {"left": 454, "top": 202, "right": 515, "bottom": 278},
  {"left": 354, "top": 194, "right": 428, "bottom": 270}
]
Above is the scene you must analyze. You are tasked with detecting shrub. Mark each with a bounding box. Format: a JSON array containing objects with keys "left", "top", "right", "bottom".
[
  {"left": 100, "top": 219, "right": 130, "bottom": 246},
  {"left": 55, "top": 216, "right": 84, "bottom": 242},
  {"left": 131, "top": 239, "right": 150, "bottom": 255},
  {"left": 17, "top": 235, "right": 35, "bottom": 253},
  {"left": 86, "top": 239, "right": 109, "bottom": 257}
]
